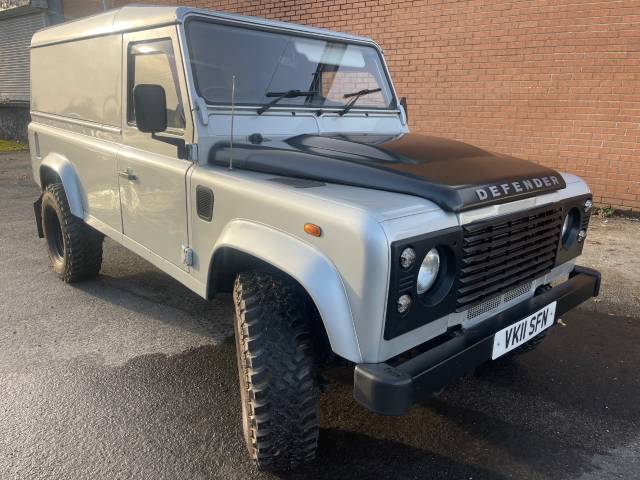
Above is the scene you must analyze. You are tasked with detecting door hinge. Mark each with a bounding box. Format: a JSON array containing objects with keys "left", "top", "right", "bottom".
[
  {"left": 186, "top": 143, "right": 198, "bottom": 161},
  {"left": 194, "top": 96, "right": 209, "bottom": 126},
  {"left": 181, "top": 245, "right": 194, "bottom": 267}
]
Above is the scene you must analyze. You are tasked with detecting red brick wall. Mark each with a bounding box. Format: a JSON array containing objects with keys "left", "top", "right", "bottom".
[
  {"left": 62, "top": 0, "right": 109, "bottom": 19},
  {"left": 64, "top": 0, "right": 640, "bottom": 211}
]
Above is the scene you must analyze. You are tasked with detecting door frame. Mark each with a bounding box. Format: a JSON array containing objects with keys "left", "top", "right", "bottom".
[
  {"left": 121, "top": 25, "right": 195, "bottom": 155},
  {"left": 116, "top": 26, "right": 196, "bottom": 273}
]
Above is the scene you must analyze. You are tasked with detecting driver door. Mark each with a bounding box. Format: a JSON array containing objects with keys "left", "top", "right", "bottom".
[{"left": 118, "top": 27, "right": 194, "bottom": 269}]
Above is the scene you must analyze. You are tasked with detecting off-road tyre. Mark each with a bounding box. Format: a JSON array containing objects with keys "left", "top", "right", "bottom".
[
  {"left": 41, "top": 183, "right": 104, "bottom": 283},
  {"left": 233, "top": 271, "right": 319, "bottom": 471}
]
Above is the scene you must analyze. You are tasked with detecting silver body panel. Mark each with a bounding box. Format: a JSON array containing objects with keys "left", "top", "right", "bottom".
[
  {"left": 31, "top": 34, "right": 122, "bottom": 126},
  {"left": 29, "top": 6, "right": 590, "bottom": 363}
]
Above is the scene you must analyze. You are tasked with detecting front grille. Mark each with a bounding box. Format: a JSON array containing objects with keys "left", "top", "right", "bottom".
[
  {"left": 466, "top": 281, "right": 533, "bottom": 320},
  {"left": 457, "top": 205, "right": 562, "bottom": 310}
]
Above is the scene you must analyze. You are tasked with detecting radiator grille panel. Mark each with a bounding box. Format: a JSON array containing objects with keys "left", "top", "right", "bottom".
[{"left": 457, "top": 206, "right": 562, "bottom": 310}]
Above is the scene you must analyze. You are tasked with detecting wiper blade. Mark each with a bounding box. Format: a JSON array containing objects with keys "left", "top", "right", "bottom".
[
  {"left": 257, "top": 89, "right": 318, "bottom": 115},
  {"left": 339, "top": 88, "right": 382, "bottom": 116}
]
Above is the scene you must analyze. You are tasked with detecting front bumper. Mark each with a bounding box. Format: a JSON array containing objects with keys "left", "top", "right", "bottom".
[{"left": 353, "top": 266, "right": 601, "bottom": 415}]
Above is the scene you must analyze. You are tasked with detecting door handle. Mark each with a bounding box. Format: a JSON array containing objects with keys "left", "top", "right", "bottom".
[{"left": 118, "top": 168, "right": 137, "bottom": 181}]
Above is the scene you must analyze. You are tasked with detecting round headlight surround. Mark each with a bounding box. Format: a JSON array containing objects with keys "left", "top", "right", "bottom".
[
  {"left": 561, "top": 207, "right": 581, "bottom": 248},
  {"left": 417, "top": 247, "right": 441, "bottom": 294},
  {"left": 561, "top": 214, "right": 571, "bottom": 239}
]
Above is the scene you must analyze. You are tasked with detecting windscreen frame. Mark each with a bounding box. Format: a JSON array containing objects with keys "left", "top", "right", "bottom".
[{"left": 183, "top": 15, "right": 400, "bottom": 112}]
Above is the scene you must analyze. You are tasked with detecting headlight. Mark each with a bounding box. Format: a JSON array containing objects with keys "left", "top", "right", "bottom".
[
  {"left": 561, "top": 214, "right": 571, "bottom": 239},
  {"left": 417, "top": 248, "right": 440, "bottom": 294},
  {"left": 561, "top": 208, "right": 580, "bottom": 247}
]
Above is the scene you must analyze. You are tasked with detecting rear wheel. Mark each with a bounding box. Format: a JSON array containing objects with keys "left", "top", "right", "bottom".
[
  {"left": 233, "top": 271, "right": 319, "bottom": 471},
  {"left": 41, "top": 183, "right": 104, "bottom": 282}
]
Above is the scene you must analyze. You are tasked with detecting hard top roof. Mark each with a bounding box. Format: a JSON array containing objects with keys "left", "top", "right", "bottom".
[{"left": 31, "top": 4, "right": 376, "bottom": 48}]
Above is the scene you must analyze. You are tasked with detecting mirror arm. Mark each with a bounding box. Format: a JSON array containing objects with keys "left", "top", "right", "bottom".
[
  {"left": 400, "top": 96, "right": 408, "bottom": 123},
  {"left": 151, "top": 133, "right": 186, "bottom": 159}
]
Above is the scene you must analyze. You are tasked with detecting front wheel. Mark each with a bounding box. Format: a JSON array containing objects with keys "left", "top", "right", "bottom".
[
  {"left": 41, "top": 183, "right": 104, "bottom": 283},
  {"left": 233, "top": 271, "right": 319, "bottom": 471}
]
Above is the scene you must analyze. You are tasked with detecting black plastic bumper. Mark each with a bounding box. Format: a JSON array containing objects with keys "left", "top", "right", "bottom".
[{"left": 353, "top": 266, "right": 601, "bottom": 415}]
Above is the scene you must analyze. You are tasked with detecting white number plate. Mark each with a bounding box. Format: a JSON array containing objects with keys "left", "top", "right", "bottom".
[{"left": 492, "top": 302, "right": 557, "bottom": 360}]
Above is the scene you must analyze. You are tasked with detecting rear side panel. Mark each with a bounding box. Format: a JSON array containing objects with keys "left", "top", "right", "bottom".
[
  {"left": 29, "top": 33, "right": 123, "bottom": 234},
  {"left": 31, "top": 35, "right": 122, "bottom": 127},
  {"left": 29, "top": 120, "right": 122, "bottom": 233}
]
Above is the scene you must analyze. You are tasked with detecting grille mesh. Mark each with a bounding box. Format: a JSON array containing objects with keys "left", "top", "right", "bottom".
[
  {"left": 466, "top": 281, "right": 533, "bottom": 320},
  {"left": 457, "top": 206, "right": 562, "bottom": 310},
  {"left": 467, "top": 296, "right": 502, "bottom": 319},
  {"left": 504, "top": 281, "right": 533, "bottom": 302}
]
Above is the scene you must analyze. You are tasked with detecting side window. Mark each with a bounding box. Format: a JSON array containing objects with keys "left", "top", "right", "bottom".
[{"left": 128, "top": 39, "right": 185, "bottom": 130}]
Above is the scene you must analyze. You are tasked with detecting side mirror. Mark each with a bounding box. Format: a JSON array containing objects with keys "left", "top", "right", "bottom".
[
  {"left": 133, "top": 84, "right": 167, "bottom": 133},
  {"left": 400, "top": 96, "right": 408, "bottom": 122}
]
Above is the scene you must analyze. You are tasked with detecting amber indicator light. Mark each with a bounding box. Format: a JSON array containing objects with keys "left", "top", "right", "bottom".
[{"left": 304, "top": 223, "right": 322, "bottom": 237}]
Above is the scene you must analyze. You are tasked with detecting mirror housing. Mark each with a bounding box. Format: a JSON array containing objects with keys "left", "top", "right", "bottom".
[
  {"left": 400, "top": 96, "right": 408, "bottom": 122},
  {"left": 133, "top": 84, "right": 167, "bottom": 133}
]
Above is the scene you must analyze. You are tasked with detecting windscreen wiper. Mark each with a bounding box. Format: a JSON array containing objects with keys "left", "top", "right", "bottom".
[
  {"left": 339, "top": 88, "right": 382, "bottom": 116},
  {"left": 257, "top": 89, "right": 318, "bottom": 115}
]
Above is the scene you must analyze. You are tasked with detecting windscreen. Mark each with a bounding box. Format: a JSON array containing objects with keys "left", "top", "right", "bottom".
[{"left": 187, "top": 20, "right": 395, "bottom": 110}]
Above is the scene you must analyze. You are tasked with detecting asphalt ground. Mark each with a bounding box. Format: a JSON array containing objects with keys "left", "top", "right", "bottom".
[{"left": 1, "top": 151, "right": 639, "bottom": 480}]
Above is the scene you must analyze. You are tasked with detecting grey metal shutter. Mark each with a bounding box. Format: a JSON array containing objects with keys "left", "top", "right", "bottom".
[{"left": 0, "top": 12, "right": 46, "bottom": 104}]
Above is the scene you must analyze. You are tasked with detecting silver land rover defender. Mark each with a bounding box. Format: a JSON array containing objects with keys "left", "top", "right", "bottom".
[{"left": 29, "top": 5, "right": 600, "bottom": 471}]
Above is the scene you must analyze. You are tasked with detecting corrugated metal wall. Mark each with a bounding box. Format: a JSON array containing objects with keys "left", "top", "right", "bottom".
[{"left": 0, "top": 12, "right": 46, "bottom": 104}]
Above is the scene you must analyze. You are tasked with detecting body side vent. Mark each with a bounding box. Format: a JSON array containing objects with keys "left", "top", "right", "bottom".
[{"left": 196, "top": 186, "right": 214, "bottom": 222}]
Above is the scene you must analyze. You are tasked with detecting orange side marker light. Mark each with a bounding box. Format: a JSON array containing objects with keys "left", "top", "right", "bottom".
[{"left": 304, "top": 223, "right": 322, "bottom": 237}]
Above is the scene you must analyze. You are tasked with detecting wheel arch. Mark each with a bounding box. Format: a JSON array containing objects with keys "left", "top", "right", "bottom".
[
  {"left": 38, "top": 153, "right": 84, "bottom": 219},
  {"left": 207, "top": 220, "right": 362, "bottom": 363}
]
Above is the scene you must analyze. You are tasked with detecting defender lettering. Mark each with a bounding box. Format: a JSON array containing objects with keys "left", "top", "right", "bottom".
[{"left": 475, "top": 175, "right": 562, "bottom": 201}]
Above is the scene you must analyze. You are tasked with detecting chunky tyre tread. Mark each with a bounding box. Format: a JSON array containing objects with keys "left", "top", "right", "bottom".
[
  {"left": 42, "top": 183, "right": 103, "bottom": 282},
  {"left": 234, "top": 272, "right": 319, "bottom": 471}
]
